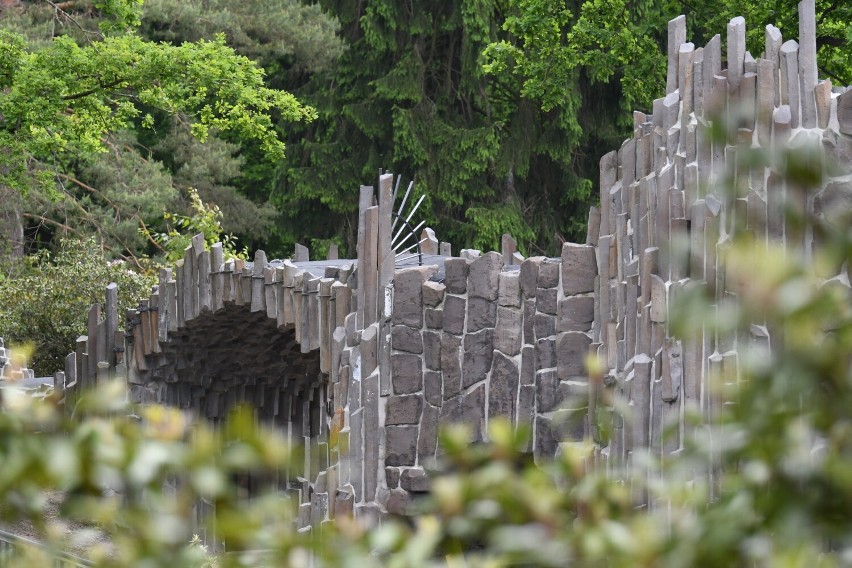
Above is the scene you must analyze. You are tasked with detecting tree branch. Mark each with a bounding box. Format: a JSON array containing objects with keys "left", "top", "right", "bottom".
[{"left": 61, "top": 78, "right": 126, "bottom": 101}]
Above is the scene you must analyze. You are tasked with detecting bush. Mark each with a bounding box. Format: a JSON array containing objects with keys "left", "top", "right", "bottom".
[{"left": 0, "top": 237, "right": 154, "bottom": 375}]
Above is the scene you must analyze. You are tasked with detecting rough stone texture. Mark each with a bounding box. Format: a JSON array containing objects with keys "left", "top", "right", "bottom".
[
  {"left": 423, "top": 331, "right": 442, "bottom": 370},
  {"left": 536, "top": 288, "right": 558, "bottom": 315},
  {"left": 467, "top": 252, "right": 502, "bottom": 301},
  {"left": 839, "top": 90, "right": 852, "bottom": 136},
  {"left": 442, "top": 296, "right": 466, "bottom": 335},
  {"left": 425, "top": 308, "right": 443, "bottom": 329},
  {"left": 441, "top": 334, "right": 463, "bottom": 399},
  {"left": 393, "top": 267, "right": 427, "bottom": 327},
  {"left": 444, "top": 258, "right": 470, "bottom": 294},
  {"left": 519, "top": 257, "right": 544, "bottom": 298},
  {"left": 489, "top": 351, "right": 519, "bottom": 420},
  {"left": 385, "top": 426, "right": 419, "bottom": 467},
  {"left": 534, "top": 313, "right": 556, "bottom": 340},
  {"left": 536, "top": 338, "right": 556, "bottom": 369},
  {"left": 418, "top": 403, "right": 440, "bottom": 461},
  {"left": 386, "top": 394, "right": 423, "bottom": 425},
  {"left": 557, "top": 332, "right": 591, "bottom": 381},
  {"left": 537, "top": 260, "right": 560, "bottom": 289},
  {"left": 400, "top": 467, "right": 430, "bottom": 493},
  {"left": 424, "top": 370, "right": 442, "bottom": 406},
  {"left": 392, "top": 325, "right": 423, "bottom": 354},
  {"left": 557, "top": 296, "right": 595, "bottom": 332},
  {"left": 462, "top": 329, "right": 494, "bottom": 387},
  {"left": 422, "top": 281, "right": 445, "bottom": 307},
  {"left": 467, "top": 297, "right": 497, "bottom": 332},
  {"left": 494, "top": 307, "right": 522, "bottom": 356},
  {"left": 462, "top": 383, "right": 486, "bottom": 442},
  {"left": 498, "top": 271, "right": 521, "bottom": 307},
  {"left": 392, "top": 352, "right": 423, "bottom": 394},
  {"left": 561, "top": 244, "right": 597, "bottom": 295}
]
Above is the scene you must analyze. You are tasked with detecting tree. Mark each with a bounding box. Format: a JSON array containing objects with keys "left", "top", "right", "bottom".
[{"left": 0, "top": 0, "right": 317, "bottom": 262}]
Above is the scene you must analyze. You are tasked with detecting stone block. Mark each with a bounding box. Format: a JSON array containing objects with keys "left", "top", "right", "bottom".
[
  {"left": 534, "top": 313, "right": 556, "bottom": 340},
  {"left": 444, "top": 258, "right": 470, "bottom": 294},
  {"left": 418, "top": 403, "right": 440, "bottom": 461},
  {"left": 393, "top": 268, "right": 426, "bottom": 327},
  {"left": 441, "top": 334, "right": 463, "bottom": 399},
  {"left": 535, "top": 338, "right": 556, "bottom": 369},
  {"left": 489, "top": 351, "right": 519, "bottom": 421},
  {"left": 386, "top": 394, "right": 423, "bottom": 425},
  {"left": 385, "top": 425, "right": 419, "bottom": 466},
  {"left": 662, "top": 338, "right": 682, "bottom": 402},
  {"left": 556, "top": 331, "right": 591, "bottom": 381},
  {"left": 519, "top": 257, "right": 544, "bottom": 298},
  {"left": 423, "top": 331, "right": 442, "bottom": 370},
  {"left": 468, "top": 252, "right": 502, "bottom": 300},
  {"left": 536, "top": 287, "right": 558, "bottom": 315},
  {"left": 498, "top": 271, "right": 521, "bottom": 307},
  {"left": 422, "top": 281, "right": 446, "bottom": 307},
  {"left": 424, "top": 370, "right": 442, "bottom": 406},
  {"left": 385, "top": 467, "right": 400, "bottom": 488},
  {"left": 521, "top": 345, "right": 535, "bottom": 386},
  {"left": 467, "top": 297, "right": 497, "bottom": 332},
  {"left": 392, "top": 352, "right": 422, "bottom": 394},
  {"left": 523, "top": 299, "right": 536, "bottom": 345},
  {"left": 462, "top": 383, "right": 486, "bottom": 442},
  {"left": 536, "top": 369, "right": 561, "bottom": 413},
  {"left": 534, "top": 415, "right": 559, "bottom": 458},
  {"left": 494, "top": 307, "right": 522, "bottom": 356},
  {"left": 400, "top": 467, "right": 430, "bottom": 493},
  {"left": 425, "top": 308, "right": 443, "bottom": 329},
  {"left": 537, "top": 260, "right": 560, "bottom": 288},
  {"left": 442, "top": 296, "right": 466, "bottom": 335},
  {"left": 392, "top": 325, "right": 423, "bottom": 354},
  {"left": 557, "top": 296, "right": 594, "bottom": 332},
  {"left": 561, "top": 243, "right": 597, "bottom": 295},
  {"left": 462, "top": 328, "right": 494, "bottom": 387},
  {"left": 840, "top": 90, "right": 852, "bottom": 137},
  {"left": 386, "top": 489, "right": 411, "bottom": 515}
]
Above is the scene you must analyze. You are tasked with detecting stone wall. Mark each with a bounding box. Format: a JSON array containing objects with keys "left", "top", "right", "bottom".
[{"left": 54, "top": 0, "right": 851, "bottom": 533}]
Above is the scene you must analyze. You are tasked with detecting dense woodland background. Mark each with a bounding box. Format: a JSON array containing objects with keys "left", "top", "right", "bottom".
[{"left": 0, "top": 0, "right": 850, "bottom": 372}]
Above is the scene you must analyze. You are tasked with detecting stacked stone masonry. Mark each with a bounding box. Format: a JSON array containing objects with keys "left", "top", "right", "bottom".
[{"left": 54, "top": 0, "right": 850, "bottom": 532}]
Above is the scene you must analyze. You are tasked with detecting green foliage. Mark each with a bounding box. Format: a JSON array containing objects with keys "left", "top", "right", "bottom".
[
  {"left": 0, "top": 237, "right": 153, "bottom": 374},
  {"left": 146, "top": 188, "right": 248, "bottom": 264}
]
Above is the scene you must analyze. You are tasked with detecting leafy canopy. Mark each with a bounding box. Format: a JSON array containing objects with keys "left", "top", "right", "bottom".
[{"left": 0, "top": 0, "right": 316, "bottom": 196}]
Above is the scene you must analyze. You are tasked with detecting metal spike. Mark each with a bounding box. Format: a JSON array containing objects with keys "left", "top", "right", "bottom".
[
  {"left": 391, "top": 181, "right": 415, "bottom": 232},
  {"left": 394, "top": 238, "right": 428, "bottom": 257},
  {"left": 392, "top": 220, "right": 426, "bottom": 249}
]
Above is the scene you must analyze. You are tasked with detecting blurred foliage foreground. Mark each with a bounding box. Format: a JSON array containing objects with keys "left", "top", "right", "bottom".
[{"left": 1, "top": 143, "right": 851, "bottom": 567}]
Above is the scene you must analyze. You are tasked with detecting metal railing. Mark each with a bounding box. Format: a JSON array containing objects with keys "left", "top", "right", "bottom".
[{"left": 0, "top": 528, "right": 91, "bottom": 567}]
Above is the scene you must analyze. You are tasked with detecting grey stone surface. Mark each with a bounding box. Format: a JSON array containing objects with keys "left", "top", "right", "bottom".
[
  {"left": 839, "top": 90, "right": 852, "bottom": 137},
  {"left": 467, "top": 297, "right": 497, "bottom": 332},
  {"left": 422, "top": 281, "right": 446, "bottom": 307},
  {"left": 462, "top": 329, "right": 494, "bottom": 387},
  {"left": 393, "top": 267, "right": 426, "bottom": 327},
  {"left": 423, "top": 331, "right": 442, "bottom": 370},
  {"left": 494, "top": 307, "right": 522, "bottom": 356},
  {"left": 534, "top": 313, "right": 556, "bottom": 340},
  {"left": 400, "top": 467, "right": 430, "bottom": 493},
  {"left": 489, "top": 351, "right": 519, "bottom": 420},
  {"left": 556, "top": 331, "right": 591, "bottom": 381},
  {"left": 425, "top": 308, "right": 443, "bottom": 329},
  {"left": 537, "top": 260, "right": 560, "bottom": 288},
  {"left": 519, "top": 257, "right": 544, "bottom": 298},
  {"left": 441, "top": 334, "right": 462, "bottom": 399},
  {"left": 536, "top": 288, "right": 558, "bottom": 315},
  {"left": 667, "top": 15, "right": 687, "bottom": 94},
  {"left": 392, "top": 325, "right": 423, "bottom": 354},
  {"left": 535, "top": 338, "right": 556, "bottom": 369},
  {"left": 468, "top": 252, "right": 502, "bottom": 300},
  {"left": 561, "top": 243, "right": 597, "bottom": 295},
  {"left": 442, "top": 295, "right": 466, "bottom": 335},
  {"left": 424, "top": 370, "right": 442, "bottom": 406},
  {"left": 418, "top": 403, "right": 440, "bottom": 461},
  {"left": 386, "top": 425, "right": 419, "bottom": 467},
  {"left": 462, "top": 383, "right": 486, "bottom": 442},
  {"left": 498, "top": 271, "right": 521, "bottom": 307},
  {"left": 392, "top": 352, "right": 423, "bottom": 394},
  {"left": 444, "top": 258, "right": 470, "bottom": 294},
  {"left": 557, "top": 296, "right": 595, "bottom": 332},
  {"left": 386, "top": 394, "right": 423, "bottom": 425}
]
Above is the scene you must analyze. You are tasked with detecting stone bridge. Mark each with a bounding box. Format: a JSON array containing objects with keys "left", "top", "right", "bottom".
[{"left": 55, "top": 1, "right": 851, "bottom": 532}]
